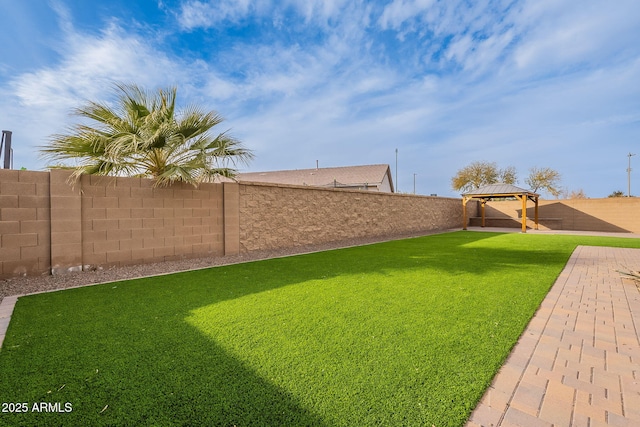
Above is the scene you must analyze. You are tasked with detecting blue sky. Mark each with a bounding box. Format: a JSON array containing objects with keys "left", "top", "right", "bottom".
[{"left": 1, "top": 0, "right": 639, "bottom": 197}]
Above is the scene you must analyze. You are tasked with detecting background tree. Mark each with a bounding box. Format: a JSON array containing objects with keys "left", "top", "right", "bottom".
[
  {"left": 568, "top": 189, "right": 587, "bottom": 199},
  {"left": 558, "top": 188, "right": 587, "bottom": 199},
  {"left": 608, "top": 190, "right": 625, "bottom": 198},
  {"left": 525, "top": 167, "right": 561, "bottom": 197},
  {"left": 499, "top": 165, "right": 518, "bottom": 185},
  {"left": 451, "top": 161, "right": 517, "bottom": 193},
  {"left": 41, "top": 83, "right": 253, "bottom": 186}
]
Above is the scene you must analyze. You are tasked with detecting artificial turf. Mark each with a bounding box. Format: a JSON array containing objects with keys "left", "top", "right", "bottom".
[{"left": 1, "top": 231, "right": 640, "bottom": 426}]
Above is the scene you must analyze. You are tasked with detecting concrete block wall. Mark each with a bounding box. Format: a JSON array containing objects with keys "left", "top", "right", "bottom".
[
  {"left": 237, "top": 182, "right": 467, "bottom": 252},
  {"left": 78, "top": 174, "right": 226, "bottom": 271},
  {"left": 4, "top": 168, "right": 638, "bottom": 280},
  {"left": 484, "top": 198, "right": 640, "bottom": 233},
  {"left": 0, "top": 170, "right": 51, "bottom": 277},
  {"left": 50, "top": 170, "right": 82, "bottom": 274},
  {"left": 223, "top": 182, "right": 240, "bottom": 256},
  {"left": 0, "top": 169, "right": 229, "bottom": 278},
  {"left": 0, "top": 169, "right": 470, "bottom": 279}
]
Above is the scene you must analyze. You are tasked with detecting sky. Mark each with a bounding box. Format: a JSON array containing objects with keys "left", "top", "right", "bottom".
[{"left": 0, "top": 0, "right": 638, "bottom": 198}]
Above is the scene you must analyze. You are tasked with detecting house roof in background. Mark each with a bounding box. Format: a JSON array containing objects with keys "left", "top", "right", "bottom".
[{"left": 238, "top": 164, "right": 394, "bottom": 191}]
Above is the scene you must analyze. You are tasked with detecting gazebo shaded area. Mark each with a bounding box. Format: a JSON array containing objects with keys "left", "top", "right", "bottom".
[{"left": 462, "top": 184, "right": 540, "bottom": 233}]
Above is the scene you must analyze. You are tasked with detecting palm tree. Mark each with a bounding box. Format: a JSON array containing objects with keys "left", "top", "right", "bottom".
[{"left": 41, "top": 83, "right": 253, "bottom": 186}]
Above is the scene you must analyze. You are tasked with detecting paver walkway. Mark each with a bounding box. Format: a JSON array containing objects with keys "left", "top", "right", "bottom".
[
  {"left": 0, "top": 295, "right": 16, "bottom": 349},
  {"left": 467, "top": 245, "right": 640, "bottom": 426}
]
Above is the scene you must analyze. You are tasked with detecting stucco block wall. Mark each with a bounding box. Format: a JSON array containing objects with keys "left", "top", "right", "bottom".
[
  {"left": 50, "top": 170, "right": 82, "bottom": 274},
  {"left": 0, "top": 169, "right": 470, "bottom": 279},
  {"left": 0, "top": 169, "right": 228, "bottom": 278},
  {"left": 223, "top": 182, "right": 241, "bottom": 256},
  {"left": 4, "top": 168, "right": 637, "bottom": 280},
  {"left": 0, "top": 170, "right": 51, "bottom": 277},
  {"left": 238, "top": 182, "right": 465, "bottom": 252},
  {"left": 483, "top": 198, "right": 640, "bottom": 233},
  {"left": 78, "top": 174, "right": 225, "bottom": 271}
]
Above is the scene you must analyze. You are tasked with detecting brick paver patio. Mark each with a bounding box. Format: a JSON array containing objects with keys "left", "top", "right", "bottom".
[{"left": 467, "top": 245, "right": 640, "bottom": 426}]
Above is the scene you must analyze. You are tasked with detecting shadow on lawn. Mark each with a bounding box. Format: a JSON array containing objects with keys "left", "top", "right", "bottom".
[
  {"left": 0, "top": 231, "right": 594, "bottom": 426},
  {"left": 0, "top": 292, "right": 330, "bottom": 426}
]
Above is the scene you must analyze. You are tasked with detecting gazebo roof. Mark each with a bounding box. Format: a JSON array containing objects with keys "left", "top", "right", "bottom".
[{"left": 463, "top": 183, "right": 539, "bottom": 198}]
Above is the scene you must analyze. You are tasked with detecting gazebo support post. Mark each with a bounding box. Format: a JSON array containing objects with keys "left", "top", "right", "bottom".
[
  {"left": 534, "top": 197, "right": 539, "bottom": 230},
  {"left": 462, "top": 197, "right": 468, "bottom": 230},
  {"left": 521, "top": 195, "right": 527, "bottom": 233},
  {"left": 481, "top": 199, "right": 486, "bottom": 227}
]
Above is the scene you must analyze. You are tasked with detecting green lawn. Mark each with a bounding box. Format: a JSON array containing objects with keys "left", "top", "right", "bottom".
[{"left": 1, "top": 231, "right": 639, "bottom": 426}]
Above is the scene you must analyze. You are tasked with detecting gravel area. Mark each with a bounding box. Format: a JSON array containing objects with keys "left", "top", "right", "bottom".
[{"left": 1, "top": 230, "right": 451, "bottom": 304}]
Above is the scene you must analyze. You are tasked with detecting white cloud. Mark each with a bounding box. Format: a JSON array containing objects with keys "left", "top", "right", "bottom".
[
  {"left": 178, "top": 0, "right": 368, "bottom": 31},
  {"left": 2, "top": 0, "right": 639, "bottom": 197},
  {"left": 287, "top": 0, "right": 352, "bottom": 24},
  {"left": 378, "top": 0, "right": 435, "bottom": 31},
  {"left": 511, "top": 0, "right": 640, "bottom": 74},
  {"left": 13, "top": 23, "right": 184, "bottom": 111},
  {"left": 2, "top": 13, "right": 198, "bottom": 170},
  {"left": 178, "top": 0, "right": 254, "bottom": 29},
  {"left": 376, "top": 0, "right": 518, "bottom": 77}
]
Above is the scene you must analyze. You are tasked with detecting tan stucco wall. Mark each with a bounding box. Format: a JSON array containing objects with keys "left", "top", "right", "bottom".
[
  {"left": 0, "top": 169, "right": 468, "bottom": 279},
  {"left": 0, "top": 170, "right": 228, "bottom": 278},
  {"left": 480, "top": 198, "right": 640, "bottom": 233},
  {"left": 5, "top": 168, "right": 638, "bottom": 279},
  {"left": 237, "top": 182, "right": 465, "bottom": 252},
  {"left": 76, "top": 174, "right": 226, "bottom": 273},
  {"left": 0, "top": 170, "right": 51, "bottom": 277}
]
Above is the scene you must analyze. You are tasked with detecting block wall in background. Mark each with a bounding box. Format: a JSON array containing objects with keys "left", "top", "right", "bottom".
[
  {"left": 0, "top": 168, "right": 479, "bottom": 279},
  {"left": 483, "top": 198, "right": 640, "bottom": 233},
  {"left": 3, "top": 168, "right": 639, "bottom": 280},
  {"left": 237, "top": 182, "right": 467, "bottom": 252}
]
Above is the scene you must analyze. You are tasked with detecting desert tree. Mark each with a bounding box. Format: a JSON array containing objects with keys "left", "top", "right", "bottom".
[
  {"left": 568, "top": 189, "right": 587, "bottom": 199},
  {"left": 499, "top": 165, "right": 518, "bottom": 185},
  {"left": 451, "top": 161, "right": 517, "bottom": 193},
  {"left": 525, "top": 167, "right": 561, "bottom": 197}
]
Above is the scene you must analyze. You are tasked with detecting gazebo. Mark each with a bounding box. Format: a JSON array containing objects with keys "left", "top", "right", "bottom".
[{"left": 462, "top": 184, "right": 540, "bottom": 233}]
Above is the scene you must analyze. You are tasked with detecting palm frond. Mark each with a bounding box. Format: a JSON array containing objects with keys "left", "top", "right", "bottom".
[
  {"left": 618, "top": 267, "right": 640, "bottom": 286},
  {"left": 41, "top": 83, "right": 253, "bottom": 185}
]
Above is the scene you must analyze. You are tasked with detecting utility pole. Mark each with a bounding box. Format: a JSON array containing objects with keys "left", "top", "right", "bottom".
[
  {"left": 413, "top": 173, "right": 416, "bottom": 194},
  {"left": 628, "top": 153, "right": 636, "bottom": 197}
]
